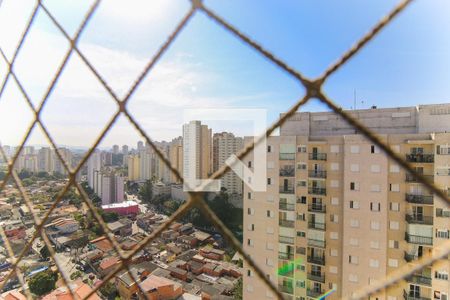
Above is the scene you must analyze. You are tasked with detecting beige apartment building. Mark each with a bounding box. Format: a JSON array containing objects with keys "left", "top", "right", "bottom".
[{"left": 243, "top": 104, "right": 450, "bottom": 300}]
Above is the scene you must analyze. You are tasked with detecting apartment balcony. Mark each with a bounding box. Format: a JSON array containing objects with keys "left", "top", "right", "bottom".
[
  {"left": 279, "top": 187, "right": 295, "bottom": 194},
  {"left": 280, "top": 165, "right": 295, "bottom": 177},
  {"left": 405, "top": 153, "right": 434, "bottom": 163},
  {"left": 403, "top": 290, "right": 431, "bottom": 300},
  {"left": 405, "top": 174, "right": 434, "bottom": 183},
  {"left": 278, "top": 252, "right": 294, "bottom": 260},
  {"left": 309, "top": 153, "right": 327, "bottom": 161},
  {"left": 405, "top": 194, "right": 433, "bottom": 205},
  {"left": 406, "top": 274, "right": 432, "bottom": 286},
  {"left": 279, "top": 236, "right": 295, "bottom": 245},
  {"left": 307, "top": 255, "right": 325, "bottom": 266},
  {"left": 308, "top": 170, "right": 327, "bottom": 179},
  {"left": 279, "top": 202, "right": 295, "bottom": 211},
  {"left": 308, "top": 239, "right": 326, "bottom": 248},
  {"left": 307, "top": 289, "right": 324, "bottom": 298},
  {"left": 405, "top": 233, "right": 433, "bottom": 245},
  {"left": 308, "top": 204, "right": 326, "bottom": 213},
  {"left": 279, "top": 219, "right": 295, "bottom": 228},
  {"left": 307, "top": 272, "right": 325, "bottom": 283},
  {"left": 405, "top": 214, "right": 433, "bottom": 225},
  {"left": 308, "top": 222, "right": 326, "bottom": 231},
  {"left": 278, "top": 285, "right": 293, "bottom": 295},
  {"left": 404, "top": 251, "right": 419, "bottom": 262},
  {"left": 308, "top": 187, "right": 326, "bottom": 195},
  {"left": 280, "top": 153, "right": 295, "bottom": 160}
]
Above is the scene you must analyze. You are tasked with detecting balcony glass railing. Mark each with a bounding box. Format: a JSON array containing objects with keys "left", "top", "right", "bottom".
[
  {"left": 405, "top": 214, "right": 433, "bottom": 225},
  {"left": 308, "top": 170, "right": 327, "bottom": 178},
  {"left": 405, "top": 174, "right": 434, "bottom": 183},
  {"left": 406, "top": 153, "right": 434, "bottom": 163},
  {"left": 307, "top": 255, "right": 325, "bottom": 265},
  {"left": 278, "top": 285, "right": 294, "bottom": 294},
  {"left": 307, "top": 289, "right": 324, "bottom": 298},
  {"left": 406, "top": 274, "right": 432, "bottom": 286},
  {"left": 278, "top": 252, "right": 294, "bottom": 260},
  {"left": 307, "top": 273, "right": 325, "bottom": 283},
  {"left": 308, "top": 222, "right": 326, "bottom": 231},
  {"left": 307, "top": 239, "right": 325, "bottom": 248},
  {"left": 309, "top": 153, "right": 327, "bottom": 161},
  {"left": 403, "top": 290, "right": 431, "bottom": 300},
  {"left": 279, "top": 187, "right": 295, "bottom": 194},
  {"left": 279, "top": 236, "right": 295, "bottom": 244},
  {"left": 280, "top": 153, "right": 296, "bottom": 160},
  {"left": 405, "top": 233, "right": 433, "bottom": 245},
  {"left": 308, "top": 187, "right": 326, "bottom": 195},
  {"left": 404, "top": 251, "right": 419, "bottom": 262},
  {"left": 279, "top": 219, "right": 295, "bottom": 228},
  {"left": 308, "top": 204, "right": 326, "bottom": 213},
  {"left": 279, "top": 202, "right": 295, "bottom": 211},
  {"left": 405, "top": 194, "right": 433, "bottom": 205}
]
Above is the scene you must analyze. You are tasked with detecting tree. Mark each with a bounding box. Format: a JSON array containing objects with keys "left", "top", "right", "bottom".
[
  {"left": 233, "top": 278, "right": 242, "bottom": 300},
  {"left": 70, "top": 271, "right": 83, "bottom": 280},
  {"left": 29, "top": 271, "right": 57, "bottom": 296},
  {"left": 99, "top": 282, "right": 118, "bottom": 300},
  {"left": 22, "top": 178, "right": 35, "bottom": 186},
  {"left": 18, "top": 169, "right": 32, "bottom": 179},
  {"left": 138, "top": 180, "right": 153, "bottom": 203}
]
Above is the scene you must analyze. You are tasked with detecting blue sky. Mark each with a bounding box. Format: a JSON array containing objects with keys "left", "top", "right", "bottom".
[{"left": 0, "top": 0, "right": 449, "bottom": 148}]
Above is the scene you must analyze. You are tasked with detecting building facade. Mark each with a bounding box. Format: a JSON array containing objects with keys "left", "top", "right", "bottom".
[{"left": 243, "top": 104, "right": 450, "bottom": 300}]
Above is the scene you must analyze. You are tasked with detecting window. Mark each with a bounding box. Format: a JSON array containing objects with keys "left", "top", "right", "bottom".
[
  {"left": 388, "top": 259, "right": 398, "bottom": 267},
  {"left": 350, "top": 219, "right": 360, "bottom": 228},
  {"left": 247, "top": 239, "right": 253, "bottom": 246},
  {"left": 266, "top": 227, "right": 274, "bottom": 234},
  {"left": 371, "top": 164, "right": 381, "bottom": 173},
  {"left": 297, "top": 231, "right": 306, "bottom": 237},
  {"left": 390, "top": 165, "right": 400, "bottom": 173},
  {"left": 297, "top": 247, "right": 306, "bottom": 255},
  {"left": 265, "top": 258, "right": 274, "bottom": 266},
  {"left": 436, "top": 229, "right": 449, "bottom": 239},
  {"left": 371, "top": 184, "right": 381, "bottom": 192},
  {"left": 248, "top": 208, "right": 255, "bottom": 215},
  {"left": 349, "top": 274, "right": 358, "bottom": 282},
  {"left": 297, "top": 213, "right": 305, "bottom": 221},
  {"left": 370, "top": 241, "right": 380, "bottom": 249},
  {"left": 298, "top": 196, "right": 306, "bottom": 204},
  {"left": 330, "top": 214, "right": 338, "bottom": 223},
  {"left": 266, "top": 210, "right": 274, "bottom": 218},
  {"left": 248, "top": 192, "right": 252, "bottom": 200},
  {"left": 389, "top": 221, "right": 399, "bottom": 230},
  {"left": 350, "top": 182, "right": 359, "bottom": 191},
  {"left": 370, "top": 221, "right": 380, "bottom": 230},
  {"left": 390, "top": 183, "right": 400, "bottom": 192},
  {"left": 297, "top": 180, "right": 306, "bottom": 187},
  {"left": 330, "top": 162, "right": 339, "bottom": 171},
  {"left": 350, "top": 200, "right": 360, "bottom": 209},
  {"left": 247, "top": 269, "right": 252, "bottom": 277},
  {"left": 267, "top": 178, "right": 271, "bottom": 185},
  {"left": 370, "top": 145, "right": 380, "bottom": 153},
  {"left": 349, "top": 238, "right": 359, "bottom": 246},
  {"left": 266, "top": 242, "right": 274, "bottom": 250},
  {"left": 248, "top": 161, "right": 252, "bottom": 168},
  {"left": 435, "top": 271, "right": 449, "bottom": 280},
  {"left": 248, "top": 224, "right": 255, "bottom": 231},
  {"left": 330, "top": 249, "right": 338, "bottom": 257},
  {"left": 369, "top": 259, "right": 379, "bottom": 268},
  {"left": 331, "top": 197, "right": 339, "bottom": 205},
  {"left": 330, "top": 145, "right": 340, "bottom": 153},
  {"left": 297, "top": 145, "right": 306, "bottom": 153},
  {"left": 350, "top": 164, "right": 360, "bottom": 172},
  {"left": 267, "top": 161, "right": 274, "bottom": 169},
  {"left": 437, "top": 145, "right": 450, "bottom": 155},
  {"left": 297, "top": 162, "right": 306, "bottom": 170},
  {"left": 267, "top": 195, "right": 274, "bottom": 202},
  {"left": 296, "top": 280, "right": 305, "bottom": 288},
  {"left": 329, "top": 266, "right": 338, "bottom": 274},
  {"left": 390, "top": 202, "right": 400, "bottom": 211},
  {"left": 370, "top": 202, "right": 381, "bottom": 212},
  {"left": 247, "top": 285, "right": 254, "bottom": 292},
  {"left": 330, "top": 180, "right": 339, "bottom": 188},
  {"left": 267, "top": 145, "right": 272, "bottom": 153},
  {"left": 330, "top": 232, "right": 339, "bottom": 240},
  {"left": 350, "top": 145, "right": 360, "bottom": 153},
  {"left": 388, "top": 240, "right": 399, "bottom": 249}
]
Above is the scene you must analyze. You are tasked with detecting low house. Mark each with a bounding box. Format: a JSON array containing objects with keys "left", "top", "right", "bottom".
[
  {"left": 3, "top": 224, "right": 26, "bottom": 240},
  {"left": 136, "top": 212, "right": 156, "bottom": 231},
  {"left": 191, "top": 231, "right": 211, "bottom": 245},
  {"left": 41, "top": 279, "right": 101, "bottom": 300},
  {"left": 168, "top": 266, "right": 188, "bottom": 282},
  {"left": 161, "top": 230, "right": 179, "bottom": 243},
  {"left": 98, "top": 256, "right": 120, "bottom": 278},
  {"left": 176, "top": 235, "right": 198, "bottom": 249},
  {"left": 0, "top": 289, "right": 26, "bottom": 300},
  {"left": 199, "top": 247, "right": 225, "bottom": 261},
  {"left": 178, "top": 223, "right": 194, "bottom": 236},
  {"left": 89, "top": 236, "right": 114, "bottom": 253},
  {"left": 138, "top": 275, "right": 183, "bottom": 300},
  {"left": 44, "top": 218, "right": 79, "bottom": 234},
  {"left": 107, "top": 218, "right": 133, "bottom": 237},
  {"left": 115, "top": 261, "right": 159, "bottom": 300}
]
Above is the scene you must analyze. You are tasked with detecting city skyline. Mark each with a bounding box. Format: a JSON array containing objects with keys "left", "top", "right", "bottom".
[{"left": 1, "top": 1, "right": 450, "bottom": 147}]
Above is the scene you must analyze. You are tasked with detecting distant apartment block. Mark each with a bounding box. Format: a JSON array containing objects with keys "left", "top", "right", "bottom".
[
  {"left": 183, "top": 121, "right": 212, "bottom": 184},
  {"left": 243, "top": 104, "right": 450, "bottom": 300}
]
